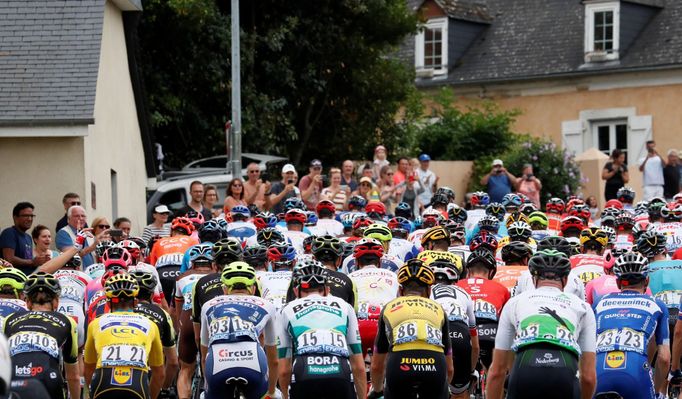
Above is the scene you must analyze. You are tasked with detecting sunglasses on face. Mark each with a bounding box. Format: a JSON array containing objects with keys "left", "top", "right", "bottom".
[
  {"left": 248, "top": 170, "right": 260, "bottom": 174},
  {"left": 69, "top": 201, "right": 81, "bottom": 206},
  {"left": 97, "top": 224, "right": 110, "bottom": 229}
]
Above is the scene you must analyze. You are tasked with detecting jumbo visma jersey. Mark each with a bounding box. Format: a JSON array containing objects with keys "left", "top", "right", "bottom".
[
  {"left": 84, "top": 311, "right": 164, "bottom": 370},
  {"left": 278, "top": 294, "right": 362, "bottom": 359},
  {"left": 593, "top": 291, "right": 668, "bottom": 355}
]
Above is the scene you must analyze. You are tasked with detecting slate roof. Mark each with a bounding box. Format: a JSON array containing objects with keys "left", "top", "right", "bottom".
[
  {"left": 432, "top": 0, "right": 493, "bottom": 24},
  {"left": 412, "top": 0, "right": 682, "bottom": 87},
  {"left": 0, "top": 1, "right": 104, "bottom": 125}
]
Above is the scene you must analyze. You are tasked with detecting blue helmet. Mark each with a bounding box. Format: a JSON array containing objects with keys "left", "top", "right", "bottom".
[
  {"left": 198, "top": 220, "right": 226, "bottom": 243},
  {"left": 341, "top": 213, "right": 357, "bottom": 229},
  {"left": 188, "top": 243, "right": 214, "bottom": 264},
  {"left": 284, "top": 197, "right": 306, "bottom": 211},
  {"left": 348, "top": 195, "right": 367, "bottom": 211},
  {"left": 502, "top": 193, "right": 522, "bottom": 209},
  {"left": 231, "top": 205, "right": 251, "bottom": 219},
  {"left": 395, "top": 202, "right": 413, "bottom": 219},
  {"left": 306, "top": 211, "right": 318, "bottom": 226},
  {"left": 267, "top": 243, "right": 297, "bottom": 268}
]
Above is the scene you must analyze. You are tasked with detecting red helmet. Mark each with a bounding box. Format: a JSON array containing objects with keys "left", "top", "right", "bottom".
[
  {"left": 171, "top": 217, "right": 195, "bottom": 235},
  {"left": 560, "top": 216, "right": 584, "bottom": 234},
  {"left": 353, "top": 238, "right": 384, "bottom": 259},
  {"left": 545, "top": 197, "right": 565, "bottom": 214},
  {"left": 604, "top": 199, "right": 624, "bottom": 210},
  {"left": 365, "top": 201, "right": 386, "bottom": 216},
  {"left": 285, "top": 209, "right": 307, "bottom": 225},
  {"left": 565, "top": 198, "right": 584, "bottom": 213},
  {"left": 569, "top": 205, "right": 591, "bottom": 223},
  {"left": 469, "top": 230, "right": 498, "bottom": 252},
  {"left": 102, "top": 247, "right": 132, "bottom": 270},
  {"left": 674, "top": 193, "right": 682, "bottom": 205},
  {"left": 316, "top": 200, "right": 336, "bottom": 215},
  {"left": 352, "top": 215, "right": 373, "bottom": 231},
  {"left": 185, "top": 210, "right": 205, "bottom": 227},
  {"left": 118, "top": 240, "right": 140, "bottom": 261}
]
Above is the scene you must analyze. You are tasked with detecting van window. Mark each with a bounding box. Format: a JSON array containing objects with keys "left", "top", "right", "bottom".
[
  {"left": 214, "top": 183, "right": 229, "bottom": 212},
  {"left": 159, "top": 188, "right": 186, "bottom": 214}
]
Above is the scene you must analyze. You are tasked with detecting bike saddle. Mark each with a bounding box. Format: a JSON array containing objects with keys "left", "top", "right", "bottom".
[
  {"left": 225, "top": 376, "right": 249, "bottom": 386},
  {"left": 595, "top": 392, "right": 622, "bottom": 399}
]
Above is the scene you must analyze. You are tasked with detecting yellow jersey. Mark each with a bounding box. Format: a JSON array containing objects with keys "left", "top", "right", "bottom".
[{"left": 84, "top": 311, "right": 164, "bottom": 370}]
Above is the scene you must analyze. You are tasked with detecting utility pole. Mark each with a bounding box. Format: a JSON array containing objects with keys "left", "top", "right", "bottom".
[{"left": 229, "top": 0, "right": 242, "bottom": 177}]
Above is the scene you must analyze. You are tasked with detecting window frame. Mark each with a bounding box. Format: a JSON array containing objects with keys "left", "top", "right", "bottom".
[
  {"left": 584, "top": 2, "right": 620, "bottom": 61},
  {"left": 591, "top": 119, "right": 629, "bottom": 163},
  {"left": 415, "top": 17, "right": 449, "bottom": 76}
]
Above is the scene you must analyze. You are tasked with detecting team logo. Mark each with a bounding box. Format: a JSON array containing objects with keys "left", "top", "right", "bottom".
[
  {"left": 111, "top": 367, "right": 133, "bottom": 386},
  {"left": 14, "top": 363, "right": 43, "bottom": 377},
  {"left": 605, "top": 351, "right": 626, "bottom": 369}
]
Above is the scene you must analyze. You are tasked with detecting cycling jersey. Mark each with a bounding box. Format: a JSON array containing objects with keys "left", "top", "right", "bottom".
[
  {"left": 546, "top": 214, "right": 561, "bottom": 235},
  {"left": 191, "top": 273, "right": 223, "bottom": 324},
  {"left": 285, "top": 269, "right": 357, "bottom": 309},
  {"left": 569, "top": 253, "right": 605, "bottom": 285},
  {"left": 149, "top": 235, "right": 199, "bottom": 266},
  {"left": 259, "top": 270, "right": 292, "bottom": 312},
  {"left": 0, "top": 298, "right": 27, "bottom": 331},
  {"left": 282, "top": 230, "right": 309, "bottom": 254},
  {"left": 530, "top": 230, "right": 550, "bottom": 242},
  {"left": 55, "top": 269, "right": 92, "bottom": 347},
  {"left": 134, "top": 302, "right": 176, "bottom": 348},
  {"left": 512, "top": 270, "right": 586, "bottom": 301},
  {"left": 647, "top": 259, "right": 682, "bottom": 313},
  {"left": 457, "top": 277, "right": 510, "bottom": 322},
  {"left": 174, "top": 270, "right": 208, "bottom": 311},
  {"left": 495, "top": 286, "right": 596, "bottom": 356},
  {"left": 613, "top": 234, "right": 634, "bottom": 251},
  {"left": 464, "top": 209, "right": 486, "bottom": 233},
  {"left": 342, "top": 254, "right": 403, "bottom": 273},
  {"left": 85, "top": 262, "right": 105, "bottom": 280},
  {"left": 388, "top": 238, "right": 420, "bottom": 262},
  {"left": 492, "top": 266, "right": 527, "bottom": 293},
  {"left": 308, "top": 219, "right": 344, "bottom": 237}
]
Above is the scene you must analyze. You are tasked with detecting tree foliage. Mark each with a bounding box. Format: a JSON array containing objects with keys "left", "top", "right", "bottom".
[{"left": 137, "top": 0, "right": 418, "bottom": 168}]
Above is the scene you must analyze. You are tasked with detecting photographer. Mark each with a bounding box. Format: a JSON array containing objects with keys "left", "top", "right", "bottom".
[
  {"left": 517, "top": 164, "right": 542, "bottom": 207},
  {"left": 480, "top": 159, "right": 517, "bottom": 203},
  {"left": 268, "top": 163, "right": 301, "bottom": 214},
  {"left": 602, "top": 149, "right": 629, "bottom": 201}
]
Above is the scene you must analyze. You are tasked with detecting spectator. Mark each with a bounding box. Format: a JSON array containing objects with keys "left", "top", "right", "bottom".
[
  {"left": 55, "top": 205, "right": 98, "bottom": 267},
  {"left": 360, "top": 163, "right": 375, "bottom": 182},
  {"left": 393, "top": 157, "right": 410, "bottom": 186},
  {"left": 480, "top": 159, "right": 517, "bottom": 203},
  {"left": 372, "top": 145, "right": 390, "bottom": 181},
  {"left": 31, "top": 225, "right": 59, "bottom": 259},
  {"left": 351, "top": 176, "right": 380, "bottom": 202},
  {"left": 416, "top": 154, "right": 438, "bottom": 206},
  {"left": 56, "top": 192, "right": 85, "bottom": 232},
  {"left": 602, "top": 149, "right": 629, "bottom": 201},
  {"left": 91, "top": 217, "right": 111, "bottom": 239},
  {"left": 223, "top": 178, "right": 247, "bottom": 211},
  {"left": 638, "top": 140, "right": 667, "bottom": 200},
  {"left": 113, "top": 217, "right": 132, "bottom": 240},
  {"left": 379, "top": 165, "right": 403, "bottom": 213},
  {"left": 664, "top": 149, "right": 680, "bottom": 200},
  {"left": 404, "top": 158, "right": 425, "bottom": 216},
  {"left": 516, "top": 163, "right": 543, "bottom": 208},
  {"left": 142, "top": 205, "right": 171, "bottom": 244},
  {"left": 243, "top": 163, "right": 271, "bottom": 210},
  {"left": 321, "top": 168, "right": 350, "bottom": 211},
  {"left": 299, "top": 159, "right": 324, "bottom": 210},
  {"left": 203, "top": 184, "right": 221, "bottom": 218},
  {"left": 176, "top": 180, "right": 213, "bottom": 221},
  {"left": 586, "top": 196, "right": 599, "bottom": 220},
  {"left": 341, "top": 160, "right": 358, "bottom": 192},
  {"left": 269, "top": 164, "right": 301, "bottom": 214},
  {"left": 0, "top": 202, "right": 45, "bottom": 274}
]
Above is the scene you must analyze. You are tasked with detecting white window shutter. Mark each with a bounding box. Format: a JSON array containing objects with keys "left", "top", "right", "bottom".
[
  {"left": 628, "top": 115, "right": 652, "bottom": 162},
  {"left": 561, "top": 120, "right": 584, "bottom": 154}
]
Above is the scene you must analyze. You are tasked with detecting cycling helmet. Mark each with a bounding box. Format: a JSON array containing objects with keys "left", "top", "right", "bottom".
[
  {"left": 353, "top": 238, "right": 384, "bottom": 259},
  {"left": 537, "top": 236, "right": 572, "bottom": 258},
  {"left": 348, "top": 195, "right": 368, "bottom": 211},
  {"left": 365, "top": 201, "right": 387, "bottom": 217},
  {"left": 256, "top": 227, "right": 286, "bottom": 247},
  {"left": 420, "top": 226, "right": 450, "bottom": 247},
  {"left": 470, "top": 191, "right": 490, "bottom": 208},
  {"left": 518, "top": 193, "right": 533, "bottom": 204},
  {"left": 565, "top": 197, "right": 584, "bottom": 211},
  {"left": 171, "top": 217, "right": 195, "bottom": 235},
  {"left": 502, "top": 193, "right": 523, "bottom": 210},
  {"left": 600, "top": 215, "right": 616, "bottom": 229},
  {"left": 631, "top": 221, "right": 652, "bottom": 241},
  {"left": 185, "top": 210, "right": 205, "bottom": 228},
  {"left": 615, "top": 212, "right": 635, "bottom": 230},
  {"left": 560, "top": 216, "right": 584, "bottom": 235},
  {"left": 294, "top": 260, "right": 328, "bottom": 290},
  {"left": 507, "top": 222, "right": 532, "bottom": 242},
  {"left": 466, "top": 248, "right": 497, "bottom": 275},
  {"left": 352, "top": 215, "right": 373, "bottom": 232},
  {"left": 447, "top": 204, "right": 467, "bottom": 224},
  {"left": 188, "top": 243, "right": 213, "bottom": 264},
  {"left": 501, "top": 241, "right": 532, "bottom": 264},
  {"left": 469, "top": 230, "right": 498, "bottom": 252},
  {"left": 364, "top": 223, "right": 393, "bottom": 243},
  {"left": 267, "top": 243, "right": 297, "bottom": 267},
  {"left": 600, "top": 225, "right": 616, "bottom": 246},
  {"left": 311, "top": 235, "right": 344, "bottom": 258},
  {"left": 102, "top": 247, "right": 132, "bottom": 269},
  {"left": 633, "top": 201, "right": 649, "bottom": 216},
  {"left": 601, "top": 207, "right": 622, "bottom": 219},
  {"left": 430, "top": 193, "right": 450, "bottom": 207},
  {"left": 316, "top": 200, "right": 337, "bottom": 216},
  {"left": 198, "top": 220, "right": 225, "bottom": 244},
  {"left": 604, "top": 199, "right": 624, "bottom": 210},
  {"left": 519, "top": 203, "right": 537, "bottom": 216},
  {"left": 528, "top": 211, "right": 549, "bottom": 229},
  {"left": 64, "top": 254, "right": 82, "bottom": 269},
  {"left": 428, "top": 253, "right": 462, "bottom": 283},
  {"left": 636, "top": 230, "right": 667, "bottom": 258},
  {"left": 421, "top": 208, "right": 442, "bottom": 229},
  {"left": 302, "top": 235, "right": 315, "bottom": 254},
  {"left": 130, "top": 270, "right": 157, "bottom": 296},
  {"left": 243, "top": 244, "right": 268, "bottom": 267},
  {"left": 394, "top": 202, "right": 413, "bottom": 219},
  {"left": 213, "top": 238, "right": 244, "bottom": 264},
  {"left": 24, "top": 272, "right": 60, "bottom": 298},
  {"left": 435, "top": 186, "right": 456, "bottom": 203},
  {"left": 104, "top": 273, "right": 139, "bottom": 300},
  {"left": 341, "top": 241, "right": 355, "bottom": 260},
  {"left": 485, "top": 202, "right": 506, "bottom": 221},
  {"left": 477, "top": 215, "right": 500, "bottom": 233},
  {"left": 285, "top": 208, "right": 307, "bottom": 225},
  {"left": 616, "top": 186, "right": 635, "bottom": 203},
  {"left": 545, "top": 197, "right": 565, "bottom": 214},
  {"left": 674, "top": 192, "right": 682, "bottom": 205},
  {"left": 128, "top": 236, "right": 149, "bottom": 257},
  {"left": 341, "top": 213, "right": 357, "bottom": 230},
  {"left": 252, "top": 212, "right": 278, "bottom": 230},
  {"left": 569, "top": 204, "right": 591, "bottom": 223},
  {"left": 528, "top": 250, "right": 571, "bottom": 280},
  {"left": 661, "top": 202, "right": 682, "bottom": 222},
  {"left": 579, "top": 227, "right": 608, "bottom": 250},
  {"left": 95, "top": 240, "right": 116, "bottom": 258},
  {"left": 388, "top": 217, "right": 413, "bottom": 237},
  {"left": 0, "top": 267, "right": 27, "bottom": 297},
  {"left": 305, "top": 211, "right": 318, "bottom": 226},
  {"left": 397, "top": 259, "right": 435, "bottom": 287},
  {"left": 613, "top": 252, "right": 649, "bottom": 281},
  {"left": 505, "top": 211, "right": 529, "bottom": 228},
  {"left": 283, "top": 197, "right": 305, "bottom": 212},
  {"left": 221, "top": 261, "right": 257, "bottom": 289},
  {"left": 230, "top": 205, "right": 251, "bottom": 221},
  {"left": 441, "top": 219, "right": 465, "bottom": 242},
  {"left": 647, "top": 201, "right": 665, "bottom": 220}
]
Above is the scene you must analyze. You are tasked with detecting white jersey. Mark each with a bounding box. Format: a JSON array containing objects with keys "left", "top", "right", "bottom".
[
  {"left": 282, "top": 230, "right": 310, "bottom": 254},
  {"left": 465, "top": 209, "right": 487, "bottom": 232},
  {"left": 258, "top": 270, "right": 292, "bottom": 312},
  {"left": 408, "top": 228, "right": 427, "bottom": 248},
  {"left": 388, "top": 238, "right": 418, "bottom": 262},
  {"left": 175, "top": 272, "right": 208, "bottom": 311},
  {"left": 512, "top": 270, "right": 586, "bottom": 301},
  {"left": 200, "top": 294, "right": 278, "bottom": 347},
  {"left": 495, "top": 286, "right": 596, "bottom": 356},
  {"left": 129, "top": 262, "right": 165, "bottom": 299},
  {"left": 308, "top": 219, "right": 345, "bottom": 237},
  {"left": 430, "top": 284, "right": 476, "bottom": 329},
  {"left": 348, "top": 266, "right": 398, "bottom": 319},
  {"left": 54, "top": 269, "right": 91, "bottom": 347}
]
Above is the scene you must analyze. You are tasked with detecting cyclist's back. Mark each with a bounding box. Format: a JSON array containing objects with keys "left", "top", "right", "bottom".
[{"left": 149, "top": 234, "right": 198, "bottom": 265}]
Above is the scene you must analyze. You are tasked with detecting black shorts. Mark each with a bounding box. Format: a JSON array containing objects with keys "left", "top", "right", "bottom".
[
  {"left": 289, "top": 354, "right": 355, "bottom": 399},
  {"left": 448, "top": 321, "right": 472, "bottom": 393},
  {"left": 11, "top": 353, "right": 64, "bottom": 399},
  {"left": 476, "top": 320, "right": 498, "bottom": 370},
  {"left": 90, "top": 367, "right": 150, "bottom": 399},
  {"left": 385, "top": 350, "right": 449, "bottom": 399},
  {"left": 507, "top": 344, "right": 579, "bottom": 399},
  {"left": 9, "top": 378, "right": 51, "bottom": 398}
]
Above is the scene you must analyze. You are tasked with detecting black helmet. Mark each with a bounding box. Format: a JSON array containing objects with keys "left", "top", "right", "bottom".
[
  {"left": 613, "top": 252, "right": 649, "bottom": 281},
  {"left": 447, "top": 205, "right": 467, "bottom": 224},
  {"left": 199, "top": 220, "right": 226, "bottom": 243},
  {"left": 528, "top": 250, "right": 571, "bottom": 280},
  {"left": 256, "top": 227, "right": 286, "bottom": 247},
  {"left": 24, "top": 272, "right": 60, "bottom": 297},
  {"left": 537, "top": 236, "right": 572, "bottom": 258},
  {"left": 501, "top": 242, "right": 532, "bottom": 264},
  {"left": 243, "top": 244, "right": 268, "bottom": 267},
  {"left": 294, "top": 259, "right": 328, "bottom": 291},
  {"left": 636, "top": 230, "right": 667, "bottom": 258},
  {"left": 394, "top": 202, "right": 413, "bottom": 219},
  {"left": 435, "top": 186, "right": 456, "bottom": 202},
  {"left": 213, "top": 238, "right": 244, "bottom": 265},
  {"left": 466, "top": 248, "right": 497, "bottom": 270},
  {"left": 130, "top": 270, "right": 158, "bottom": 297},
  {"left": 311, "top": 235, "right": 344, "bottom": 260}
]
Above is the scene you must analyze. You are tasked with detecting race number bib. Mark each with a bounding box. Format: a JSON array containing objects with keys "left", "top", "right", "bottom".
[
  {"left": 654, "top": 291, "right": 682, "bottom": 310},
  {"left": 442, "top": 301, "right": 467, "bottom": 323},
  {"left": 101, "top": 344, "right": 147, "bottom": 368},
  {"left": 208, "top": 316, "right": 256, "bottom": 343},
  {"left": 596, "top": 328, "right": 645, "bottom": 353},
  {"left": 296, "top": 329, "right": 347, "bottom": 355},
  {"left": 474, "top": 300, "right": 498, "bottom": 321},
  {"left": 655, "top": 223, "right": 682, "bottom": 253},
  {"left": 357, "top": 302, "right": 382, "bottom": 320},
  {"left": 60, "top": 284, "right": 84, "bottom": 302},
  {"left": 393, "top": 320, "right": 442, "bottom": 347},
  {"left": 9, "top": 332, "right": 60, "bottom": 358}
]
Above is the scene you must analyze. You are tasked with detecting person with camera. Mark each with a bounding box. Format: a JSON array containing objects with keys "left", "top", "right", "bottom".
[
  {"left": 602, "top": 149, "right": 630, "bottom": 201},
  {"left": 517, "top": 164, "right": 542, "bottom": 208},
  {"left": 480, "top": 159, "right": 518, "bottom": 203},
  {"left": 244, "top": 162, "right": 272, "bottom": 210},
  {"left": 299, "top": 159, "right": 325, "bottom": 211},
  {"left": 268, "top": 163, "right": 302, "bottom": 215}
]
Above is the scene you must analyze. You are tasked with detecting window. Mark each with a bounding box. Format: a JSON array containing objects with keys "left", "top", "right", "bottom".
[
  {"left": 593, "top": 120, "right": 628, "bottom": 163},
  {"left": 584, "top": 2, "right": 619, "bottom": 61},
  {"left": 415, "top": 18, "right": 448, "bottom": 77}
]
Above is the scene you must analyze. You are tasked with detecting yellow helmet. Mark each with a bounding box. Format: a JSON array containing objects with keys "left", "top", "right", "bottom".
[
  {"left": 579, "top": 227, "right": 609, "bottom": 249},
  {"left": 397, "top": 259, "right": 435, "bottom": 286}
]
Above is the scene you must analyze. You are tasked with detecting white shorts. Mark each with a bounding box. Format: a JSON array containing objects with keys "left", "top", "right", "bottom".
[{"left": 643, "top": 185, "right": 664, "bottom": 201}]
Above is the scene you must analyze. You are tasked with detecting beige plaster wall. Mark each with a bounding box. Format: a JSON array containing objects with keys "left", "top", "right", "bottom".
[{"left": 429, "top": 160, "right": 473, "bottom": 206}]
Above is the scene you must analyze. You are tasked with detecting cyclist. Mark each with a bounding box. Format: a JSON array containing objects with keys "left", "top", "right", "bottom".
[
  {"left": 363, "top": 223, "right": 403, "bottom": 270},
  {"left": 149, "top": 217, "right": 199, "bottom": 266},
  {"left": 428, "top": 252, "right": 478, "bottom": 399},
  {"left": 310, "top": 200, "right": 344, "bottom": 237},
  {"left": 498, "top": 241, "right": 533, "bottom": 291},
  {"left": 487, "top": 250, "right": 597, "bottom": 399},
  {"left": 594, "top": 252, "right": 669, "bottom": 399},
  {"left": 421, "top": 225, "right": 451, "bottom": 252},
  {"left": 545, "top": 197, "right": 565, "bottom": 234},
  {"left": 387, "top": 217, "right": 419, "bottom": 261},
  {"left": 308, "top": 235, "right": 356, "bottom": 307},
  {"left": 637, "top": 230, "right": 682, "bottom": 324},
  {"left": 4, "top": 272, "right": 80, "bottom": 399},
  {"left": 225, "top": 205, "right": 257, "bottom": 242},
  {"left": 252, "top": 211, "right": 278, "bottom": 231},
  {"left": 243, "top": 243, "right": 269, "bottom": 271},
  {"left": 528, "top": 211, "right": 550, "bottom": 241},
  {"left": 199, "top": 262, "right": 278, "bottom": 399},
  {"left": 279, "top": 261, "right": 366, "bottom": 399},
  {"left": 369, "top": 259, "right": 453, "bottom": 399},
  {"left": 260, "top": 242, "right": 296, "bottom": 311},
  {"left": 282, "top": 208, "right": 310, "bottom": 254},
  {"left": 0, "top": 267, "right": 28, "bottom": 330},
  {"left": 560, "top": 215, "right": 584, "bottom": 240},
  {"left": 571, "top": 227, "right": 608, "bottom": 285},
  {"left": 131, "top": 270, "right": 178, "bottom": 397},
  {"left": 84, "top": 273, "right": 165, "bottom": 399}
]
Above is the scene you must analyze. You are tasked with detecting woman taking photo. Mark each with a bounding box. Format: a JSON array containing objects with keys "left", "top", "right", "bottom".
[
  {"left": 602, "top": 149, "right": 629, "bottom": 200},
  {"left": 352, "top": 176, "right": 380, "bottom": 203},
  {"left": 223, "top": 178, "right": 247, "bottom": 211},
  {"left": 321, "top": 168, "right": 350, "bottom": 211},
  {"left": 31, "top": 225, "right": 59, "bottom": 259},
  {"left": 378, "top": 165, "right": 403, "bottom": 213}
]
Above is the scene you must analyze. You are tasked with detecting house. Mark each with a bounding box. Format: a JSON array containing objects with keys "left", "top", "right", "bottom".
[
  {"left": 400, "top": 0, "right": 682, "bottom": 205},
  {"left": 0, "top": 0, "right": 156, "bottom": 233}
]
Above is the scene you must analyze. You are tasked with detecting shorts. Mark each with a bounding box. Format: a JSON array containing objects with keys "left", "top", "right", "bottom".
[
  {"left": 11, "top": 353, "right": 64, "bottom": 399},
  {"left": 290, "top": 354, "right": 355, "bottom": 399},
  {"left": 204, "top": 341, "right": 268, "bottom": 399},
  {"left": 358, "top": 318, "right": 378, "bottom": 357},
  {"left": 507, "top": 344, "right": 579, "bottom": 399},
  {"left": 178, "top": 309, "right": 197, "bottom": 364},
  {"left": 448, "top": 321, "right": 472, "bottom": 394},
  {"left": 156, "top": 265, "right": 181, "bottom": 301},
  {"left": 476, "top": 321, "right": 498, "bottom": 370},
  {"left": 10, "top": 379, "right": 50, "bottom": 398},
  {"left": 90, "top": 367, "right": 150, "bottom": 399},
  {"left": 596, "top": 351, "right": 654, "bottom": 399},
  {"left": 385, "top": 349, "right": 448, "bottom": 399}
]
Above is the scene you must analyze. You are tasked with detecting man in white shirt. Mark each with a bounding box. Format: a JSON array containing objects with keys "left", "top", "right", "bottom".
[
  {"left": 416, "top": 153, "right": 438, "bottom": 206},
  {"left": 639, "top": 140, "right": 667, "bottom": 200}
]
